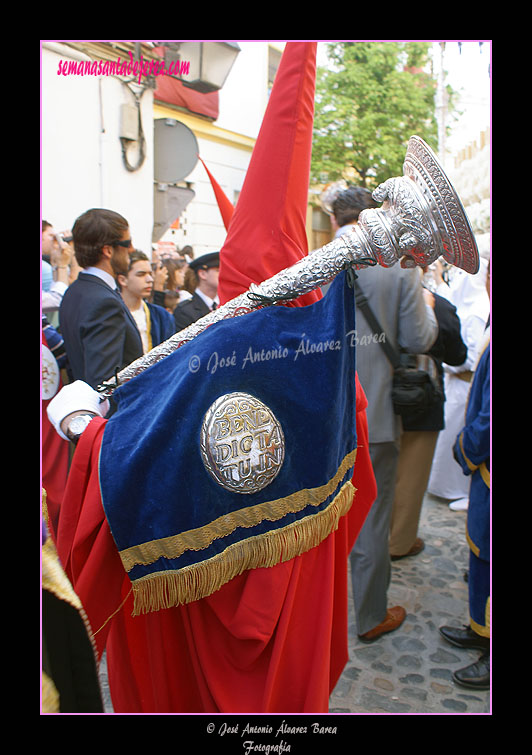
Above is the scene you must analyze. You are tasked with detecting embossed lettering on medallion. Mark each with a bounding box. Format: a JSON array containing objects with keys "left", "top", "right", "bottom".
[{"left": 200, "top": 393, "right": 285, "bottom": 494}]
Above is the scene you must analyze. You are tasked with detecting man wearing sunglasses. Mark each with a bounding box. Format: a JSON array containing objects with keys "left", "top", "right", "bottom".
[{"left": 59, "top": 208, "right": 143, "bottom": 406}]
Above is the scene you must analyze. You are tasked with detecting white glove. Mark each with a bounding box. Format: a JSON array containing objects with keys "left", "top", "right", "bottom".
[{"left": 46, "top": 380, "right": 110, "bottom": 440}]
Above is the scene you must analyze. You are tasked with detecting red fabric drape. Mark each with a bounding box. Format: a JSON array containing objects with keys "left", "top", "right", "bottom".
[
  {"left": 218, "top": 42, "right": 321, "bottom": 308},
  {"left": 198, "top": 156, "right": 235, "bottom": 231},
  {"left": 58, "top": 400, "right": 375, "bottom": 712}
]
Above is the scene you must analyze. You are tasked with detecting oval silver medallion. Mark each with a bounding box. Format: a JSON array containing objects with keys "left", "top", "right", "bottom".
[{"left": 200, "top": 392, "right": 285, "bottom": 494}]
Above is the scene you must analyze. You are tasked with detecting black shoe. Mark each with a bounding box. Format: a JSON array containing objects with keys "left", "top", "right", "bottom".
[
  {"left": 439, "top": 625, "right": 490, "bottom": 652},
  {"left": 453, "top": 652, "right": 490, "bottom": 690}
]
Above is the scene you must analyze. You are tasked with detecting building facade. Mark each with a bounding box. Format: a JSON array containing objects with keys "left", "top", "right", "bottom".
[{"left": 41, "top": 41, "right": 285, "bottom": 256}]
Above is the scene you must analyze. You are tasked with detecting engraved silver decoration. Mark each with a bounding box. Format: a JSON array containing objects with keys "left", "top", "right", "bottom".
[
  {"left": 200, "top": 392, "right": 285, "bottom": 494},
  {"left": 371, "top": 136, "right": 480, "bottom": 273},
  {"left": 97, "top": 136, "right": 479, "bottom": 396}
]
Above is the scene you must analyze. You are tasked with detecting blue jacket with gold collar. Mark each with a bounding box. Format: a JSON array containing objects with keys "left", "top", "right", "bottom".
[{"left": 453, "top": 342, "right": 490, "bottom": 561}]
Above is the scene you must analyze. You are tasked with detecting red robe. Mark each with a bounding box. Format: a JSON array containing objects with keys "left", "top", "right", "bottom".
[{"left": 55, "top": 377, "right": 375, "bottom": 713}]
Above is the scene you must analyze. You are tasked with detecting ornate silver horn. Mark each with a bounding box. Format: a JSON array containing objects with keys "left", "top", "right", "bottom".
[{"left": 360, "top": 135, "right": 479, "bottom": 273}]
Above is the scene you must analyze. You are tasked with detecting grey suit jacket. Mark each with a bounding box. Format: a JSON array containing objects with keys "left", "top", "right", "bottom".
[{"left": 353, "top": 264, "right": 438, "bottom": 444}]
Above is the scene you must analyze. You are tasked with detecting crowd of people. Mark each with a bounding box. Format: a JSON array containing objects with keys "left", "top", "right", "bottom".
[
  {"left": 41, "top": 211, "right": 219, "bottom": 386},
  {"left": 41, "top": 198, "right": 490, "bottom": 712}
]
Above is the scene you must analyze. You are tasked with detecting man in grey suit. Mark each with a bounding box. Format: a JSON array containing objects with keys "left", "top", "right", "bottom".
[{"left": 332, "top": 187, "right": 438, "bottom": 643}]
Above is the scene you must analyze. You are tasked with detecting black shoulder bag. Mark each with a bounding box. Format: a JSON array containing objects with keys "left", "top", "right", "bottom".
[{"left": 354, "top": 280, "right": 441, "bottom": 422}]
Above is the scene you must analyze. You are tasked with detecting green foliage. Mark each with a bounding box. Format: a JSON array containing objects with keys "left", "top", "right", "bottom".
[{"left": 311, "top": 42, "right": 440, "bottom": 189}]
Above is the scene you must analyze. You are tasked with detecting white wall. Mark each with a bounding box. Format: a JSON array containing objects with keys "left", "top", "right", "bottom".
[
  {"left": 216, "top": 42, "right": 272, "bottom": 138},
  {"left": 41, "top": 42, "right": 154, "bottom": 252},
  {"left": 41, "top": 41, "right": 280, "bottom": 255},
  {"left": 162, "top": 135, "right": 251, "bottom": 254},
  {"left": 161, "top": 41, "right": 279, "bottom": 254}
]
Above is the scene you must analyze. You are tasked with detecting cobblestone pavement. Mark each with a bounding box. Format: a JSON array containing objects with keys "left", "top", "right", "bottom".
[
  {"left": 99, "top": 493, "right": 490, "bottom": 715},
  {"left": 329, "top": 492, "right": 491, "bottom": 714}
]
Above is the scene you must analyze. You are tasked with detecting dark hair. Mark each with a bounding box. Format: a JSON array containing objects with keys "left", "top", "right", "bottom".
[
  {"left": 42, "top": 220, "right": 52, "bottom": 232},
  {"left": 164, "top": 290, "right": 179, "bottom": 304},
  {"left": 332, "top": 187, "right": 379, "bottom": 227},
  {"left": 183, "top": 266, "right": 198, "bottom": 294},
  {"left": 161, "top": 258, "right": 186, "bottom": 291},
  {"left": 126, "top": 249, "right": 149, "bottom": 270},
  {"left": 72, "top": 208, "right": 129, "bottom": 268}
]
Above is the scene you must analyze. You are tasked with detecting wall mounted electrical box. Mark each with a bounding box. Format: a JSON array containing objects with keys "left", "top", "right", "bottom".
[{"left": 120, "top": 103, "right": 139, "bottom": 141}]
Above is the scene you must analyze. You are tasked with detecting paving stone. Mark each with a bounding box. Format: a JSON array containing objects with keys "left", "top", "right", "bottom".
[
  {"left": 359, "top": 688, "right": 412, "bottom": 713},
  {"left": 342, "top": 665, "right": 362, "bottom": 681},
  {"left": 442, "top": 698, "right": 468, "bottom": 712},
  {"left": 372, "top": 661, "right": 393, "bottom": 674},
  {"left": 401, "top": 687, "right": 428, "bottom": 702},
  {"left": 391, "top": 636, "right": 427, "bottom": 652},
  {"left": 429, "top": 648, "right": 462, "bottom": 664},
  {"left": 396, "top": 654, "right": 423, "bottom": 670},
  {"left": 399, "top": 674, "right": 424, "bottom": 685}
]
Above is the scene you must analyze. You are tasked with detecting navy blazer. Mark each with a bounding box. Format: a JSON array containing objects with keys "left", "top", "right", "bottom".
[
  {"left": 59, "top": 272, "right": 143, "bottom": 389},
  {"left": 146, "top": 301, "right": 176, "bottom": 346}
]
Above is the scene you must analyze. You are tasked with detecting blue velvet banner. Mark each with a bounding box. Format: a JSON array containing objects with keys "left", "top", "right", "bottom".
[{"left": 99, "top": 271, "right": 359, "bottom": 612}]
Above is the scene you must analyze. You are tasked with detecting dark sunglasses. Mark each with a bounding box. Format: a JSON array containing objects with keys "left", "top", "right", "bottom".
[{"left": 111, "top": 239, "right": 133, "bottom": 248}]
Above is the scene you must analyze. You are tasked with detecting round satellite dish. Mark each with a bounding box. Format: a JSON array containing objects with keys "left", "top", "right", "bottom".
[{"left": 153, "top": 118, "right": 199, "bottom": 183}]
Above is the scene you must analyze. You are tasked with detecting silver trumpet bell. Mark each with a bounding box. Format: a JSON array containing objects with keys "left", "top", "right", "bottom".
[{"left": 359, "top": 135, "right": 479, "bottom": 273}]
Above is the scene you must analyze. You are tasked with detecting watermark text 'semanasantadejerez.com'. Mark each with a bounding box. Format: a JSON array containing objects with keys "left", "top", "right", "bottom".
[{"left": 57, "top": 52, "right": 190, "bottom": 85}]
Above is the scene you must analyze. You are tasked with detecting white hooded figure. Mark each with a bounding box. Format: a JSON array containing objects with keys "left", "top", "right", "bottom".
[{"left": 427, "top": 234, "right": 490, "bottom": 507}]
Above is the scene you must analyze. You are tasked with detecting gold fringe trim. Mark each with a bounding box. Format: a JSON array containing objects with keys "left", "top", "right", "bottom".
[
  {"left": 42, "top": 488, "right": 50, "bottom": 532},
  {"left": 120, "top": 448, "right": 357, "bottom": 571},
  {"left": 42, "top": 671, "right": 60, "bottom": 713},
  {"left": 42, "top": 535, "right": 83, "bottom": 612},
  {"left": 41, "top": 508, "right": 100, "bottom": 659},
  {"left": 130, "top": 479, "right": 356, "bottom": 616}
]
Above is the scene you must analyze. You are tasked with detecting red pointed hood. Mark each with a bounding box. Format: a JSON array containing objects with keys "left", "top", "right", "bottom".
[{"left": 218, "top": 42, "right": 321, "bottom": 308}]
